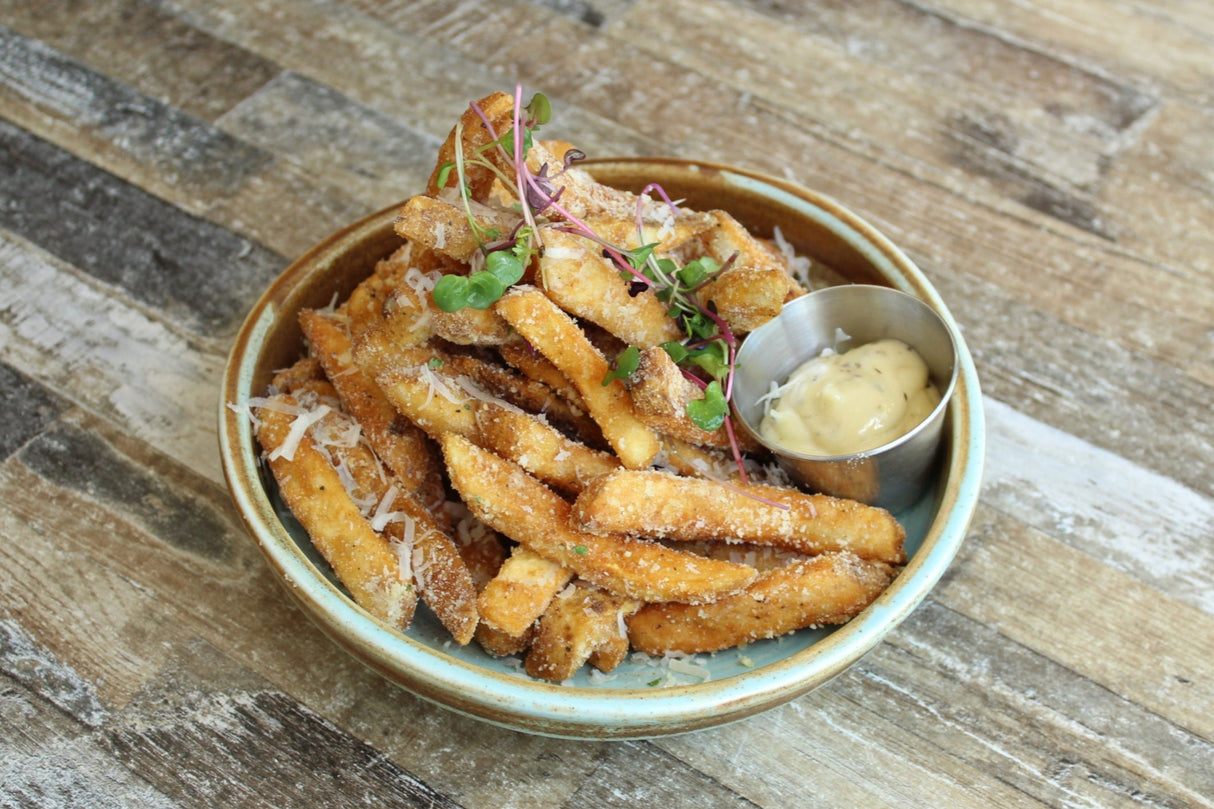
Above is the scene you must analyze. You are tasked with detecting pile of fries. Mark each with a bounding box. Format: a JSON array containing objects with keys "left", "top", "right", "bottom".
[{"left": 250, "top": 91, "right": 905, "bottom": 683}]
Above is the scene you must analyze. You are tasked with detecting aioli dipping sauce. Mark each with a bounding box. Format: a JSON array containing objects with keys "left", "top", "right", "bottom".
[{"left": 759, "top": 338, "right": 940, "bottom": 456}]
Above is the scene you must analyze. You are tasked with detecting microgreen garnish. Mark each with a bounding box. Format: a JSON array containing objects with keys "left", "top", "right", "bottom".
[
  {"left": 602, "top": 345, "right": 640, "bottom": 386},
  {"left": 686, "top": 380, "right": 728, "bottom": 432},
  {"left": 432, "top": 241, "right": 528, "bottom": 311},
  {"left": 434, "top": 86, "right": 756, "bottom": 483}
]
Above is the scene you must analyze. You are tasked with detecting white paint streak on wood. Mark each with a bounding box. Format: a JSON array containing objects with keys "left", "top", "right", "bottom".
[
  {"left": 0, "top": 232, "right": 226, "bottom": 484},
  {"left": 981, "top": 396, "right": 1214, "bottom": 614}
]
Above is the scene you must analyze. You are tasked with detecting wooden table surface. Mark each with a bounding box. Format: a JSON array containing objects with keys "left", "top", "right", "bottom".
[{"left": 2, "top": 1, "right": 1212, "bottom": 806}]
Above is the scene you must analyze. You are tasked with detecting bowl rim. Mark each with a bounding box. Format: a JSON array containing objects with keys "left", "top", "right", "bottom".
[{"left": 218, "top": 158, "right": 985, "bottom": 739}]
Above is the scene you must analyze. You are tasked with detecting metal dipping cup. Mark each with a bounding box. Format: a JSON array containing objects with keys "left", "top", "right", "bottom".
[{"left": 733, "top": 284, "right": 959, "bottom": 512}]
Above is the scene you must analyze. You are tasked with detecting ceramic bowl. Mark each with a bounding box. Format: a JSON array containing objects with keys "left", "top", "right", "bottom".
[{"left": 218, "top": 158, "right": 985, "bottom": 739}]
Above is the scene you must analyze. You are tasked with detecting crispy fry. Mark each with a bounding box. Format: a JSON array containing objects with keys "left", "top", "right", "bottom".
[
  {"left": 494, "top": 285, "right": 661, "bottom": 469},
  {"left": 573, "top": 469, "right": 906, "bottom": 564},
  {"left": 628, "top": 346, "right": 759, "bottom": 451},
  {"left": 579, "top": 211, "right": 716, "bottom": 256},
  {"left": 255, "top": 398, "right": 416, "bottom": 630},
  {"left": 525, "top": 583, "right": 640, "bottom": 682},
  {"left": 497, "top": 338, "right": 585, "bottom": 409},
  {"left": 538, "top": 229, "right": 682, "bottom": 348},
  {"left": 394, "top": 194, "right": 519, "bottom": 263},
  {"left": 441, "top": 433, "right": 757, "bottom": 603},
  {"left": 695, "top": 210, "right": 799, "bottom": 334},
  {"left": 475, "top": 406, "right": 619, "bottom": 494},
  {"left": 432, "top": 299, "right": 514, "bottom": 346},
  {"left": 627, "top": 552, "right": 896, "bottom": 654},
  {"left": 655, "top": 436, "right": 739, "bottom": 480},
  {"left": 271, "top": 356, "right": 324, "bottom": 393},
  {"left": 424, "top": 91, "right": 514, "bottom": 199},
  {"left": 477, "top": 545, "right": 573, "bottom": 637},
  {"left": 299, "top": 309, "right": 446, "bottom": 510},
  {"left": 335, "top": 432, "right": 478, "bottom": 645}
]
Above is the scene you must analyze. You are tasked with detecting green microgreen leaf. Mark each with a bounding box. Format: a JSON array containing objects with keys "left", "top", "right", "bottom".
[
  {"left": 427, "top": 357, "right": 444, "bottom": 370},
  {"left": 676, "top": 256, "right": 719, "bottom": 288},
  {"left": 660, "top": 341, "right": 688, "bottom": 364},
  {"left": 602, "top": 345, "right": 640, "bottom": 386},
  {"left": 526, "top": 92, "right": 552, "bottom": 126},
  {"left": 432, "top": 274, "right": 471, "bottom": 312},
  {"left": 435, "top": 161, "right": 456, "bottom": 189},
  {"left": 573, "top": 544, "right": 588, "bottom": 555},
  {"left": 687, "top": 380, "right": 728, "bottom": 431},
  {"left": 684, "top": 341, "right": 730, "bottom": 379},
  {"left": 485, "top": 249, "right": 525, "bottom": 286},
  {"left": 464, "top": 272, "right": 507, "bottom": 309}
]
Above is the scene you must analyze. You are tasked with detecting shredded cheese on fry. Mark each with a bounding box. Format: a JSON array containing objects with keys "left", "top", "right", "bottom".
[{"left": 268, "top": 404, "right": 330, "bottom": 462}]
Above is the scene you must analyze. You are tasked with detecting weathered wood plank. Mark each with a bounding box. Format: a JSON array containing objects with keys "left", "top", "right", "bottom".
[
  {"left": 0, "top": 24, "right": 271, "bottom": 197},
  {"left": 620, "top": 0, "right": 1155, "bottom": 235},
  {"left": 0, "top": 116, "right": 283, "bottom": 339},
  {"left": 0, "top": 229, "right": 228, "bottom": 480},
  {"left": 0, "top": 0, "right": 281, "bottom": 122},
  {"left": 157, "top": 0, "right": 658, "bottom": 159},
  {"left": 938, "top": 505, "right": 1214, "bottom": 742},
  {"left": 659, "top": 665, "right": 1054, "bottom": 809},
  {"left": 1, "top": 671, "right": 182, "bottom": 809},
  {"left": 660, "top": 594, "right": 1212, "bottom": 808},
  {"left": 929, "top": 264, "right": 1213, "bottom": 498},
  {"left": 982, "top": 397, "right": 1214, "bottom": 614},
  {"left": 0, "top": 362, "right": 69, "bottom": 462},
  {"left": 0, "top": 25, "right": 372, "bottom": 259},
  {"left": 922, "top": 0, "right": 1214, "bottom": 105},
  {"left": 1, "top": 620, "right": 108, "bottom": 730},
  {"left": 104, "top": 643, "right": 463, "bottom": 809},
  {"left": 567, "top": 742, "right": 758, "bottom": 808},
  {"left": 215, "top": 70, "right": 442, "bottom": 207}
]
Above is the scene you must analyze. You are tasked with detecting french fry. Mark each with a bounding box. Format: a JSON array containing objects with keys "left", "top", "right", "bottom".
[
  {"left": 431, "top": 298, "right": 515, "bottom": 346},
  {"left": 299, "top": 309, "right": 446, "bottom": 510},
  {"left": 494, "top": 285, "right": 661, "bottom": 469},
  {"left": 476, "top": 545, "right": 573, "bottom": 637},
  {"left": 475, "top": 406, "right": 619, "bottom": 494},
  {"left": 695, "top": 210, "right": 799, "bottom": 334},
  {"left": 578, "top": 211, "right": 717, "bottom": 255},
  {"left": 497, "top": 338, "right": 585, "bottom": 409},
  {"left": 628, "top": 346, "right": 759, "bottom": 451},
  {"left": 394, "top": 194, "right": 519, "bottom": 263},
  {"left": 525, "top": 583, "right": 640, "bottom": 682},
  {"left": 573, "top": 469, "right": 906, "bottom": 564},
  {"left": 627, "top": 552, "right": 896, "bottom": 654},
  {"left": 538, "top": 229, "right": 682, "bottom": 348},
  {"left": 271, "top": 356, "right": 325, "bottom": 393},
  {"left": 423, "top": 90, "right": 514, "bottom": 200},
  {"left": 334, "top": 430, "right": 479, "bottom": 646},
  {"left": 255, "top": 397, "right": 416, "bottom": 631},
  {"left": 441, "top": 433, "right": 757, "bottom": 603}
]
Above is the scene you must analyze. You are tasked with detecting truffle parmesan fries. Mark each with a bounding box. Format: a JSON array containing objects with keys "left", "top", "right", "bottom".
[{"left": 243, "top": 89, "right": 905, "bottom": 683}]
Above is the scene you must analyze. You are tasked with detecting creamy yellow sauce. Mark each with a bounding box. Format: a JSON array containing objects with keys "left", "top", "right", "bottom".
[{"left": 759, "top": 338, "right": 940, "bottom": 456}]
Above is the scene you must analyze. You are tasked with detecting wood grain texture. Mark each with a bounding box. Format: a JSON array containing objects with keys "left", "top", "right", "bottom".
[{"left": 0, "top": 0, "right": 1210, "bottom": 806}]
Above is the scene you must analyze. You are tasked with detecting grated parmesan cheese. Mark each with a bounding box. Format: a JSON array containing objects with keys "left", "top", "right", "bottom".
[{"left": 267, "top": 404, "right": 330, "bottom": 462}]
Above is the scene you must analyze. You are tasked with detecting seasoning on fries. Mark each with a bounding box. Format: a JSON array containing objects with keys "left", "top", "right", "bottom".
[{"left": 245, "top": 89, "right": 906, "bottom": 682}]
